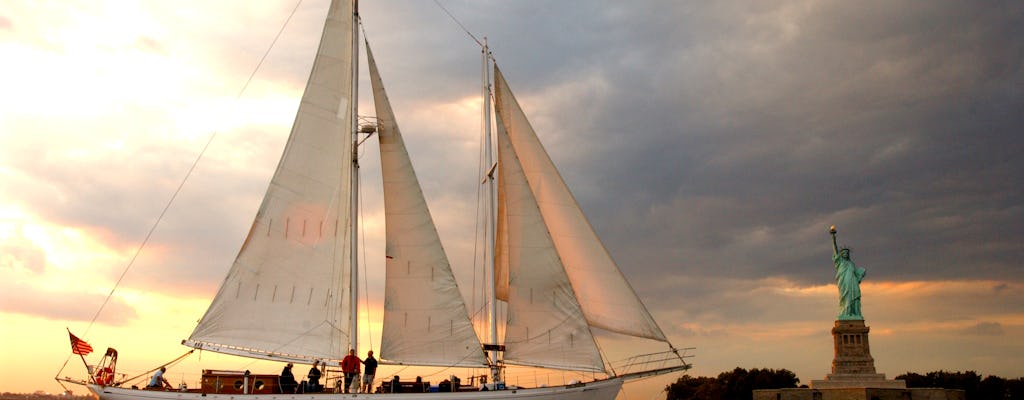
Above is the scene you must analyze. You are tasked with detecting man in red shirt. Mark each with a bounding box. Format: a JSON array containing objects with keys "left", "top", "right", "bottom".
[{"left": 341, "top": 349, "right": 361, "bottom": 393}]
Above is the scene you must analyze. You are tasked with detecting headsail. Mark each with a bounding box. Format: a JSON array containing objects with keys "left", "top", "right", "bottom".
[
  {"left": 185, "top": 0, "right": 356, "bottom": 363},
  {"left": 492, "top": 65, "right": 668, "bottom": 343},
  {"left": 495, "top": 110, "right": 604, "bottom": 372},
  {"left": 367, "top": 42, "right": 488, "bottom": 368}
]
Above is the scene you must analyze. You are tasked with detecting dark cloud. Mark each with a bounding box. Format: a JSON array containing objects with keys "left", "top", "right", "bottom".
[
  {"left": 335, "top": 1, "right": 1024, "bottom": 293},
  {"left": 54, "top": 0, "right": 1017, "bottom": 318},
  {"left": 356, "top": 6, "right": 1023, "bottom": 367},
  {"left": 393, "top": 0, "right": 1024, "bottom": 289},
  {"left": 961, "top": 321, "right": 1005, "bottom": 336}
]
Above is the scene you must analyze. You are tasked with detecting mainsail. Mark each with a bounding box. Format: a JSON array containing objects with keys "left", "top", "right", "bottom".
[
  {"left": 367, "top": 42, "right": 488, "bottom": 368},
  {"left": 492, "top": 66, "right": 669, "bottom": 358},
  {"left": 184, "top": 0, "right": 356, "bottom": 363}
]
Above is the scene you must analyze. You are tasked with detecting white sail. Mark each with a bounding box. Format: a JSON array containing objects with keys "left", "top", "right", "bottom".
[
  {"left": 185, "top": 0, "right": 356, "bottom": 363},
  {"left": 67, "top": 5, "right": 694, "bottom": 400},
  {"left": 367, "top": 43, "right": 489, "bottom": 368},
  {"left": 495, "top": 111, "right": 605, "bottom": 372},
  {"left": 492, "top": 66, "right": 668, "bottom": 342}
]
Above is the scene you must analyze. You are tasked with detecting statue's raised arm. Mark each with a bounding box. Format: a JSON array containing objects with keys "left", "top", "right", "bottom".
[
  {"left": 829, "top": 225, "right": 865, "bottom": 320},
  {"left": 830, "top": 225, "right": 839, "bottom": 256}
]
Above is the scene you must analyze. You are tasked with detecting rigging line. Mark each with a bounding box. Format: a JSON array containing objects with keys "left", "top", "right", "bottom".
[
  {"left": 594, "top": 333, "right": 616, "bottom": 377},
  {"left": 119, "top": 350, "right": 195, "bottom": 386},
  {"left": 80, "top": 0, "right": 307, "bottom": 337},
  {"left": 469, "top": 86, "right": 484, "bottom": 330},
  {"left": 53, "top": 356, "right": 73, "bottom": 388},
  {"left": 471, "top": 144, "right": 483, "bottom": 328},
  {"left": 471, "top": 54, "right": 496, "bottom": 333},
  {"left": 358, "top": 14, "right": 369, "bottom": 43},
  {"left": 432, "top": 0, "right": 483, "bottom": 47},
  {"left": 357, "top": 18, "right": 376, "bottom": 354},
  {"left": 473, "top": 132, "right": 494, "bottom": 330},
  {"left": 56, "top": 0, "right": 308, "bottom": 380}
]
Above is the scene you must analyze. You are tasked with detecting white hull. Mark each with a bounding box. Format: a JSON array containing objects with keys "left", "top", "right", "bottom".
[{"left": 88, "top": 379, "right": 623, "bottom": 400}]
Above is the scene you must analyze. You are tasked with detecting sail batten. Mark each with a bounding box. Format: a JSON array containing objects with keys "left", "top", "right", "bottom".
[{"left": 186, "top": 0, "right": 356, "bottom": 362}]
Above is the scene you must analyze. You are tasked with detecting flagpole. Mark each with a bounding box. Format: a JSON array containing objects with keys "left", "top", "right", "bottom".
[
  {"left": 79, "top": 353, "right": 96, "bottom": 384},
  {"left": 67, "top": 328, "right": 96, "bottom": 384}
]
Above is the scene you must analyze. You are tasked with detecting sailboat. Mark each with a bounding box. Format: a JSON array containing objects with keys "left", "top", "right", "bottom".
[{"left": 73, "top": 1, "right": 690, "bottom": 399}]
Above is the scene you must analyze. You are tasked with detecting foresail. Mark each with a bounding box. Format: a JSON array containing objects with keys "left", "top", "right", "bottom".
[
  {"left": 367, "top": 43, "right": 488, "bottom": 368},
  {"left": 492, "top": 65, "right": 668, "bottom": 342},
  {"left": 185, "top": 0, "right": 355, "bottom": 363},
  {"left": 495, "top": 112, "right": 605, "bottom": 372}
]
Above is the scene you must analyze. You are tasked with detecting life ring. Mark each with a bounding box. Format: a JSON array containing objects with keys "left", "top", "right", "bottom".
[{"left": 95, "top": 367, "right": 113, "bottom": 385}]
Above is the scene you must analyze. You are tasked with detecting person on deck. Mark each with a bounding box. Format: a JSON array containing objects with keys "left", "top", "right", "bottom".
[
  {"left": 307, "top": 360, "right": 322, "bottom": 392},
  {"left": 147, "top": 367, "right": 171, "bottom": 389},
  {"left": 279, "top": 363, "right": 297, "bottom": 393},
  {"left": 341, "top": 349, "right": 361, "bottom": 393},
  {"left": 361, "top": 350, "right": 378, "bottom": 393}
]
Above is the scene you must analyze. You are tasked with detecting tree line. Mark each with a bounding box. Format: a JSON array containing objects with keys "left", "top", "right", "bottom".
[
  {"left": 664, "top": 368, "right": 1024, "bottom": 400},
  {"left": 665, "top": 367, "right": 798, "bottom": 400},
  {"left": 895, "top": 370, "right": 1024, "bottom": 400}
]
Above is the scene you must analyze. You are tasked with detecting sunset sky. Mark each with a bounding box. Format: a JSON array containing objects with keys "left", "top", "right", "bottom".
[{"left": 1, "top": 1, "right": 1022, "bottom": 399}]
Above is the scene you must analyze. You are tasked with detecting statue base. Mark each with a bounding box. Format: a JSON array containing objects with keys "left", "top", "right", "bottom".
[
  {"left": 755, "top": 321, "right": 954, "bottom": 399},
  {"left": 809, "top": 320, "right": 905, "bottom": 389}
]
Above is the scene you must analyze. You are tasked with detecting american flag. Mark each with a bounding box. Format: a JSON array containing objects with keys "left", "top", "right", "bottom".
[{"left": 69, "top": 332, "right": 93, "bottom": 356}]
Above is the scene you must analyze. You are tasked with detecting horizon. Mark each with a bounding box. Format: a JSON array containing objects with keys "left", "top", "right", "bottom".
[
  {"left": 1, "top": 1, "right": 1022, "bottom": 400},
  {"left": 6, "top": 366, "right": 1024, "bottom": 397}
]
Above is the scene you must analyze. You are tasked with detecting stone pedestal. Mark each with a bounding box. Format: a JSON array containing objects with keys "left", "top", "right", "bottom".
[
  {"left": 829, "top": 320, "right": 876, "bottom": 374},
  {"left": 810, "top": 320, "right": 905, "bottom": 389},
  {"left": 756, "top": 318, "right": 960, "bottom": 398}
]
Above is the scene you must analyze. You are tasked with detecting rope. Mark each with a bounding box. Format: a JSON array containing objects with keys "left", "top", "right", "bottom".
[
  {"left": 358, "top": 17, "right": 378, "bottom": 353},
  {"left": 119, "top": 350, "right": 195, "bottom": 387},
  {"left": 432, "top": 0, "right": 482, "bottom": 47},
  {"left": 84, "top": 0, "right": 306, "bottom": 336},
  {"left": 56, "top": 0, "right": 306, "bottom": 381}
]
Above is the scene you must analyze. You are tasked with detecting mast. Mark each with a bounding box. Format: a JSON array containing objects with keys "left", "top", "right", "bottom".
[
  {"left": 481, "top": 38, "right": 500, "bottom": 384},
  {"left": 348, "top": 0, "right": 360, "bottom": 354}
]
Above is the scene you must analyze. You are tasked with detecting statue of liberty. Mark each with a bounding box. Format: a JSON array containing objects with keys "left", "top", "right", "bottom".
[{"left": 830, "top": 226, "right": 865, "bottom": 320}]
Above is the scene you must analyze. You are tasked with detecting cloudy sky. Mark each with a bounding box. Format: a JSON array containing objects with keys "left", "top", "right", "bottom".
[{"left": 1, "top": 0, "right": 1022, "bottom": 398}]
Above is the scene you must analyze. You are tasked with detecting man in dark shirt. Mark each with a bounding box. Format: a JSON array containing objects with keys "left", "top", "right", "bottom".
[
  {"left": 307, "top": 360, "right": 322, "bottom": 392},
  {"left": 279, "top": 363, "right": 297, "bottom": 393},
  {"left": 361, "top": 350, "right": 378, "bottom": 393}
]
